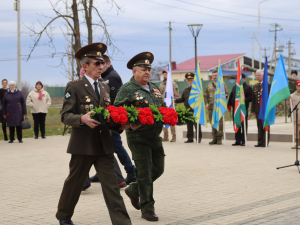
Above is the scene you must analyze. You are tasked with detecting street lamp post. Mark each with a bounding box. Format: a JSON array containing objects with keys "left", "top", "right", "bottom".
[
  {"left": 14, "top": 0, "right": 21, "bottom": 90},
  {"left": 188, "top": 24, "right": 203, "bottom": 72},
  {"left": 258, "top": 0, "right": 269, "bottom": 69}
]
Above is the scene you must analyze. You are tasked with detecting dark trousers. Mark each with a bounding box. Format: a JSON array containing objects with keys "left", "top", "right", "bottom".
[
  {"left": 187, "top": 122, "right": 202, "bottom": 142},
  {"left": 9, "top": 126, "right": 22, "bottom": 141},
  {"left": 234, "top": 113, "right": 248, "bottom": 144},
  {"left": 256, "top": 113, "right": 270, "bottom": 145},
  {"left": 2, "top": 122, "right": 8, "bottom": 140},
  {"left": 32, "top": 113, "right": 47, "bottom": 137},
  {"left": 111, "top": 131, "right": 135, "bottom": 176},
  {"left": 115, "top": 157, "right": 125, "bottom": 183},
  {"left": 57, "top": 153, "right": 131, "bottom": 225}
]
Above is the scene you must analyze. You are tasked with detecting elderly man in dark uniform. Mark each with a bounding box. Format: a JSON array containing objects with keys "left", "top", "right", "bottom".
[
  {"left": 228, "top": 74, "right": 252, "bottom": 146},
  {"left": 251, "top": 69, "right": 270, "bottom": 147},
  {"left": 55, "top": 43, "right": 131, "bottom": 225},
  {"left": 175, "top": 72, "right": 202, "bottom": 143},
  {"left": 114, "top": 52, "right": 166, "bottom": 222}
]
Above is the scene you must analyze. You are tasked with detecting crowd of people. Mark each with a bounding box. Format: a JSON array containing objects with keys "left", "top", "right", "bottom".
[
  {"left": 0, "top": 42, "right": 298, "bottom": 225},
  {"left": 0, "top": 79, "right": 51, "bottom": 143}
]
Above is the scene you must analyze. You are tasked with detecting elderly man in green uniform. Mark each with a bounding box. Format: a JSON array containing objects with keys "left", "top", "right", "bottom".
[
  {"left": 159, "top": 70, "right": 180, "bottom": 142},
  {"left": 56, "top": 43, "right": 131, "bottom": 225},
  {"left": 204, "top": 69, "right": 228, "bottom": 145},
  {"left": 114, "top": 52, "right": 165, "bottom": 222},
  {"left": 175, "top": 72, "right": 202, "bottom": 143}
]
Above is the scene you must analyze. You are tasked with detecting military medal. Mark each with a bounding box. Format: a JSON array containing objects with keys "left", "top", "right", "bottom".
[
  {"left": 85, "top": 84, "right": 88, "bottom": 87},
  {"left": 89, "top": 104, "right": 94, "bottom": 109},
  {"left": 86, "top": 98, "right": 91, "bottom": 102},
  {"left": 145, "top": 99, "right": 148, "bottom": 104},
  {"left": 85, "top": 105, "right": 89, "bottom": 110},
  {"left": 81, "top": 105, "right": 85, "bottom": 110}
]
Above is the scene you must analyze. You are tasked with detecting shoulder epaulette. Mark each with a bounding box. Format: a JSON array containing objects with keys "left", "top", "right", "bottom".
[{"left": 72, "top": 79, "right": 83, "bottom": 84}]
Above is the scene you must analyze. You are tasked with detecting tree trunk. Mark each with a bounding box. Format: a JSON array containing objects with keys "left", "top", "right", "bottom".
[
  {"left": 72, "top": 0, "right": 81, "bottom": 79},
  {"left": 83, "top": 0, "right": 93, "bottom": 44}
]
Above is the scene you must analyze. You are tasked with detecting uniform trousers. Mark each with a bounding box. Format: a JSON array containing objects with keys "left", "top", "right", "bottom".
[
  {"left": 255, "top": 113, "right": 270, "bottom": 145},
  {"left": 293, "top": 122, "right": 300, "bottom": 143},
  {"left": 208, "top": 109, "right": 224, "bottom": 137},
  {"left": 32, "top": 113, "right": 47, "bottom": 137},
  {"left": 163, "top": 126, "right": 176, "bottom": 138},
  {"left": 9, "top": 126, "right": 22, "bottom": 141},
  {"left": 2, "top": 121, "right": 8, "bottom": 139},
  {"left": 57, "top": 153, "right": 131, "bottom": 225},
  {"left": 187, "top": 122, "right": 202, "bottom": 142},
  {"left": 127, "top": 136, "right": 165, "bottom": 213},
  {"left": 233, "top": 113, "right": 248, "bottom": 144}
]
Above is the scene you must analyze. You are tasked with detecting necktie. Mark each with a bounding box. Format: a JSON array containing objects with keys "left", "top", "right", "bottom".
[{"left": 94, "top": 81, "right": 100, "bottom": 101}]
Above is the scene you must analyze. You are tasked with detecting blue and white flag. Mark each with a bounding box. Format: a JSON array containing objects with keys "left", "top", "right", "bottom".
[
  {"left": 164, "top": 63, "right": 174, "bottom": 108},
  {"left": 164, "top": 63, "right": 174, "bottom": 128}
]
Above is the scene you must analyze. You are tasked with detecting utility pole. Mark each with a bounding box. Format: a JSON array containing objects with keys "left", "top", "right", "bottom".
[
  {"left": 251, "top": 31, "right": 255, "bottom": 85},
  {"left": 66, "top": 0, "right": 71, "bottom": 81},
  {"left": 14, "top": 0, "right": 21, "bottom": 90},
  {"left": 169, "top": 21, "right": 172, "bottom": 66},
  {"left": 261, "top": 47, "right": 270, "bottom": 59},
  {"left": 269, "top": 23, "right": 283, "bottom": 71},
  {"left": 287, "top": 39, "right": 296, "bottom": 76}
]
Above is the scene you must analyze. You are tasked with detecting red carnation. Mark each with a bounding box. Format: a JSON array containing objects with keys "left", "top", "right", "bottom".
[
  {"left": 107, "top": 105, "right": 117, "bottom": 112},
  {"left": 119, "top": 114, "right": 128, "bottom": 125},
  {"left": 110, "top": 111, "right": 120, "bottom": 123},
  {"left": 159, "top": 107, "right": 178, "bottom": 125}
]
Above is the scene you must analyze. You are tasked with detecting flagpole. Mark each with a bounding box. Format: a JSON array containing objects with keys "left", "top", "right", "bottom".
[
  {"left": 172, "top": 99, "right": 178, "bottom": 143},
  {"left": 197, "top": 123, "right": 199, "bottom": 144},
  {"left": 265, "top": 131, "right": 268, "bottom": 147},
  {"left": 243, "top": 121, "right": 247, "bottom": 146},
  {"left": 290, "top": 98, "right": 295, "bottom": 147},
  {"left": 223, "top": 116, "right": 226, "bottom": 145}
]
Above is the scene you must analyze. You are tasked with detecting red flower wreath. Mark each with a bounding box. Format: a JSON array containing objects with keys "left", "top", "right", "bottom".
[
  {"left": 137, "top": 107, "right": 154, "bottom": 125},
  {"left": 158, "top": 107, "right": 178, "bottom": 126},
  {"left": 107, "top": 106, "right": 128, "bottom": 125}
]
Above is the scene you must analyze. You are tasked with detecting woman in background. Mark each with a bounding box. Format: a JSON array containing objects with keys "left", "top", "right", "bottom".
[
  {"left": 0, "top": 79, "right": 8, "bottom": 140},
  {"left": 26, "top": 81, "right": 51, "bottom": 139},
  {"left": 2, "top": 81, "right": 26, "bottom": 143}
]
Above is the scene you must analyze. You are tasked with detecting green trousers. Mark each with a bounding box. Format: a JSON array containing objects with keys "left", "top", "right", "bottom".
[
  {"left": 126, "top": 135, "right": 165, "bottom": 213},
  {"left": 208, "top": 109, "right": 224, "bottom": 137},
  {"left": 57, "top": 153, "right": 131, "bottom": 225}
]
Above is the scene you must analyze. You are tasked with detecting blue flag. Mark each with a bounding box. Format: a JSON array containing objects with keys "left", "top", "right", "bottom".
[
  {"left": 188, "top": 62, "right": 207, "bottom": 127},
  {"left": 263, "top": 55, "right": 290, "bottom": 127},
  {"left": 258, "top": 57, "right": 269, "bottom": 130}
]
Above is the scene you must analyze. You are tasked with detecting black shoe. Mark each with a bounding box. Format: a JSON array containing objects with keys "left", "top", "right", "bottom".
[
  {"left": 142, "top": 211, "right": 159, "bottom": 221},
  {"left": 184, "top": 140, "right": 194, "bottom": 143},
  {"left": 42, "top": 136, "right": 46, "bottom": 139},
  {"left": 89, "top": 174, "right": 99, "bottom": 182},
  {"left": 118, "top": 181, "right": 127, "bottom": 188},
  {"left": 8, "top": 140, "right": 13, "bottom": 143},
  {"left": 56, "top": 214, "right": 74, "bottom": 225},
  {"left": 4, "top": 135, "right": 8, "bottom": 141},
  {"left": 240, "top": 143, "right": 245, "bottom": 146},
  {"left": 34, "top": 136, "right": 38, "bottom": 139},
  {"left": 125, "top": 174, "right": 136, "bottom": 185},
  {"left": 19, "top": 140, "right": 23, "bottom": 143},
  {"left": 255, "top": 144, "right": 262, "bottom": 147},
  {"left": 232, "top": 142, "right": 240, "bottom": 146},
  {"left": 82, "top": 181, "right": 91, "bottom": 191},
  {"left": 261, "top": 144, "right": 266, "bottom": 147}
]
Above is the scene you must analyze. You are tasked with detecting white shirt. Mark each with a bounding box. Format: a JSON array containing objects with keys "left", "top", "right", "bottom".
[{"left": 85, "top": 75, "right": 101, "bottom": 95}]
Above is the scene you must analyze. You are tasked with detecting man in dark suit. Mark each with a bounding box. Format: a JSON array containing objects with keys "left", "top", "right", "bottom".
[
  {"left": 251, "top": 70, "right": 270, "bottom": 147},
  {"left": 228, "top": 74, "right": 252, "bottom": 146},
  {"left": 56, "top": 43, "right": 131, "bottom": 225}
]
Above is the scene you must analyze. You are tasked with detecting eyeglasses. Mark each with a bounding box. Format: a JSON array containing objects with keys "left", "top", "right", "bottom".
[{"left": 88, "top": 61, "right": 106, "bottom": 67}]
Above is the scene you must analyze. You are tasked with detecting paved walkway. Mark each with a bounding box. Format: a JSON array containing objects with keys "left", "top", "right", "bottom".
[{"left": 0, "top": 127, "right": 299, "bottom": 225}]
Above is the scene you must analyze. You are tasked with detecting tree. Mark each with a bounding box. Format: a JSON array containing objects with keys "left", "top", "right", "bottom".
[
  {"left": 150, "top": 61, "right": 168, "bottom": 81},
  {"left": 25, "top": 0, "right": 121, "bottom": 81}
]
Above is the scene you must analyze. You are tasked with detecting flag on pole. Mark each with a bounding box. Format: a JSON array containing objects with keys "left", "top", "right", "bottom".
[
  {"left": 212, "top": 60, "right": 227, "bottom": 130},
  {"left": 233, "top": 59, "right": 247, "bottom": 133},
  {"left": 188, "top": 62, "right": 207, "bottom": 127},
  {"left": 258, "top": 57, "right": 270, "bottom": 131},
  {"left": 164, "top": 63, "right": 174, "bottom": 128},
  {"left": 263, "top": 54, "right": 290, "bottom": 128}
]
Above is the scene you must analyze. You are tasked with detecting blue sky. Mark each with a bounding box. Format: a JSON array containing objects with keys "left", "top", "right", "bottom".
[{"left": 1, "top": 0, "right": 299, "bottom": 88}]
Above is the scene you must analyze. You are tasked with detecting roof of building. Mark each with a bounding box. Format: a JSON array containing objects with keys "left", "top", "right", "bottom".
[{"left": 172, "top": 53, "right": 246, "bottom": 72}]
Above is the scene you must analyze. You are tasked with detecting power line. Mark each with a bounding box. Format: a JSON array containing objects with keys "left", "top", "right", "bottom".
[{"left": 175, "top": 0, "right": 300, "bottom": 22}]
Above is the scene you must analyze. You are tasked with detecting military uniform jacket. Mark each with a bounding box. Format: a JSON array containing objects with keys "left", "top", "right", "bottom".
[
  {"left": 290, "top": 91, "right": 300, "bottom": 124},
  {"left": 204, "top": 82, "right": 228, "bottom": 110},
  {"left": 62, "top": 75, "right": 116, "bottom": 155},
  {"left": 175, "top": 86, "right": 193, "bottom": 112},
  {"left": 159, "top": 81, "right": 180, "bottom": 99},
  {"left": 251, "top": 82, "right": 271, "bottom": 114},
  {"left": 114, "top": 77, "right": 166, "bottom": 138}
]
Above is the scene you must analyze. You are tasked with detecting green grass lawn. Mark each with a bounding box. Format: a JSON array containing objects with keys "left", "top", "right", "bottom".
[{"left": 0, "top": 108, "right": 65, "bottom": 140}]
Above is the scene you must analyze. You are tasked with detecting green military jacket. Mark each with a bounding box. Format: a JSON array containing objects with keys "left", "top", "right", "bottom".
[
  {"left": 61, "top": 75, "right": 116, "bottom": 155},
  {"left": 114, "top": 77, "right": 166, "bottom": 138},
  {"left": 204, "top": 82, "right": 228, "bottom": 110}
]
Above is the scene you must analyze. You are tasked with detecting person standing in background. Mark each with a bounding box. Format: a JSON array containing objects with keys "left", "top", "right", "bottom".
[
  {"left": 0, "top": 79, "right": 8, "bottom": 141},
  {"left": 2, "top": 81, "right": 27, "bottom": 143},
  {"left": 159, "top": 70, "right": 180, "bottom": 142},
  {"left": 26, "top": 81, "right": 51, "bottom": 139}
]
